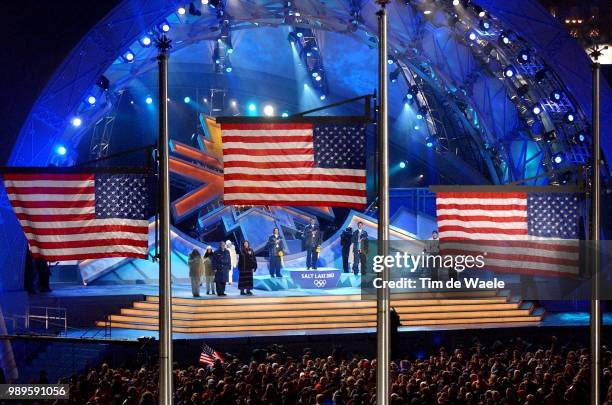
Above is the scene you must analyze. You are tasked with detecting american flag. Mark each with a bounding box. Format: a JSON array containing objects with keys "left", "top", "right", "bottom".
[
  {"left": 220, "top": 122, "right": 367, "bottom": 208},
  {"left": 435, "top": 191, "right": 580, "bottom": 276},
  {"left": 3, "top": 172, "right": 150, "bottom": 262},
  {"left": 199, "top": 343, "right": 224, "bottom": 365}
]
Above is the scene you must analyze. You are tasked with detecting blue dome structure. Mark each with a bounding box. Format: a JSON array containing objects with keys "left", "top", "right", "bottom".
[{"left": 1, "top": 0, "right": 610, "bottom": 290}]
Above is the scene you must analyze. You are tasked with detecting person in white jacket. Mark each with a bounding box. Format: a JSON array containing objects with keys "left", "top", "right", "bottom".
[{"left": 226, "top": 240, "right": 238, "bottom": 285}]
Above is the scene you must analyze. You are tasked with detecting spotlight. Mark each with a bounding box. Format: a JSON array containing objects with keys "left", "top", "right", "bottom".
[
  {"left": 467, "top": 30, "right": 478, "bottom": 41},
  {"left": 122, "top": 50, "right": 135, "bottom": 63},
  {"left": 405, "top": 92, "right": 414, "bottom": 103},
  {"left": 425, "top": 136, "right": 435, "bottom": 148},
  {"left": 531, "top": 103, "right": 542, "bottom": 115},
  {"left": 399, "top": 161, "right": 407, "bottom": 169},
  {"left": 416, "top": 114, "right": 423, "bottom": 120},
  {"left": 387, "top": 57, "right": 395, "bottom": 65},
  {"left": 550, "top": 89, "right": 563, "bottom": 102},
  {"left": 201, "top": 0, "right": 209, "bottom": 4},
  {"left": 479, "top": 19, "right": 491, "bottom": 31},
  {"left": 184, "top": 96, "right": 191, "bottom": 103},
  {"left": 296, "top": 32, "right": 303, "bottom": 38},
  {"left": 87, "top": 96, "right": 96, "bottom": 105},
  {"left": 178, "top": 6, "right": 186, "bottom": 15},
  {"left": 139, "top": 36, "right": 152, "bottom": 47},
  {"left": 517, "top": 49, "right": 530, "bottom": 64},
  {"left": 414, "top": 125, "right": 420, "bottom": 130},
  {"left": 263, "top": 105, "right": 274, "bottom": 116},
  {"left": 189, "top": 2, "right": 202, "bottom": 16},
  {"left": 573, "top": 132, "right": 586, "bottom": 143},
  {"left": 145, "top": 96, "right": 153, "bottom": 104},
  {"left": 315, "top": 75, "right": 322, "bottom": 81},
  {"left": 56, "top": 145, "right": 67, "bottom": 156},
  {"left": 503, "top": 65, "right": 516, "bottom": 78},
  {"left": 320, "top": 94, "right": 327, "bottom": 101},
  {"left": 227, "top": 47, "right": 233, "bottom": 54},
  {"left": 225, "top": 65, "right": 233, "bottom": 73},
  {"left": 281, "top": 112, "right": 289, "bottom": 118},
  {"left": 71, "top": 117, "right": 82, "bottom": 127},
  {"left": 158, "top": 20, "right": 171, "bottom": 32},
  {"left": 231, "top": 100, "right": 237, "bottom": 107},
  {"left": 452, "top": 0, "right": 460, "bottom": 5},
  {"left": 390, "top": 69, "right": 400, "bottom": 83},
  {"left": 248, "top": 103, "right": 256, "bottom": 112},
  {"left": 474, "top": 6, "right": 486, "bottom": 18},
  {"left": 553, "top": 153, "right": 563, "bottom": 164},
  {"left": 564, "top": 111, "right": 575, "bottom": 123},
  {"left": 500, "top": 33, "right": 510, "bottom": 45},
  {"left": 312, "top": 71, "right": 319, "bottom": 78},
  {"left": 287, "top": 32, "right": 299, "bottom": 43}
]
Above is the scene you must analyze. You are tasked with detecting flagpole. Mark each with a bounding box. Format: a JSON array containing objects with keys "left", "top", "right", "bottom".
[
  {"left": 376, "top": 1, "right": 390, "bottom": 404},
  {"left": 156, "top": 34, "right": 173, "bottom": 405},
  {"left": 590, "top": 57, "right": 601, "bottom": 405}
]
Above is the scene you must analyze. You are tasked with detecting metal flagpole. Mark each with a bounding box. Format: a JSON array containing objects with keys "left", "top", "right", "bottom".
[
  {"left": 376, "top": 1, "right": 390, "bottom": 404},
  {"left": 590, "top": 58, "right": 601, "bottom": 405},
  {"left": 156, "top": 34, "right": 173, "bottom": 405}
]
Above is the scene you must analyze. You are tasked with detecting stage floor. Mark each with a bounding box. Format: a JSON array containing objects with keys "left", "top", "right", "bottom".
[{"left": 35, "top": 282, "right": 611, "bottom": 341}]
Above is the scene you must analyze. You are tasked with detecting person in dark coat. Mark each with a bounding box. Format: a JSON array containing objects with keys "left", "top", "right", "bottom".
[
  {"left": 303, "top": 218, "right": 322, "bottom": 270},
  {"left": 352, "top": 222, "right": 368, "bottom": 275},
  {"left": 212, "top": 242, "right": 231, "bottom": 296},
  {"left": 266, "top": 228, "right": 284, "bottom": 278},
  {"left": 238, "top": 240, "right": 257, "bottom": 295},
  {"left": 36, "top": 258, "right": 51, "bottom": 292},
  {"left": 340, "top": 227, "right": 353, "bottom": 273}
]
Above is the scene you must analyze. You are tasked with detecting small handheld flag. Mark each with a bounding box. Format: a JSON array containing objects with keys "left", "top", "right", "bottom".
[{"left": 199, "top": 343, "right": 224, "bottom": 365}]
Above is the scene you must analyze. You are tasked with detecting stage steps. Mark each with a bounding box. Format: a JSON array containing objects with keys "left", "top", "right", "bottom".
[{"left": 96, "top": 290, "right": 543, "bottom": 334}]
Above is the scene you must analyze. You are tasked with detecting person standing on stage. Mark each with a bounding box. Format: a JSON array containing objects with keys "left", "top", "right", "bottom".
[
  {"left": 212, "top": 241, "right": 231, "bottom": 296},
  {"left": 267, "top": 227, "right": 284, "bottom": 278},
  {"left": 188, "top": 249, "right": 204, "bottom": 297},
  {"left": 203, "top": 246, "right": 215, "bottom": 295},
  {"left": 340, "top": 226, "right": 353, "bottom": 273},
  {"left": 238, "top": 240, "right": 257, "bottom": 296},
  {"left": 424, "top": 230, "right": 440, "bottom": 281},
  {"left": 303, "top": 218, "right": 322, "bottom": 270},
  {"left": 226, "top": 240, "right": 238, "bottom": 286},
  {"left": 352, "top": 222, "right": 369, "bottom": 275}
]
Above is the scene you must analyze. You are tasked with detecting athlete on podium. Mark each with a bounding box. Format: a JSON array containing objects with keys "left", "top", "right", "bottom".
[
  {"left": 267, "top": 228, "right": 285, "bottom": 278},
  {"left": 303, "top": 218, "right": 322, "bottom": 270}
]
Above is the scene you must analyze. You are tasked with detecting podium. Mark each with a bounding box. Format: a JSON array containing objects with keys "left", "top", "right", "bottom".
[{"left": 254, "top": 267, "right": 352, "bottom": 291}]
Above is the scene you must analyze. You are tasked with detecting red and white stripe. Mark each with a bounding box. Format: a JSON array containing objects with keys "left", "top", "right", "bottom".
[
  {"left": 220, "top": 123, "right": 366, "bottom": 208},
  {"left": 436, "top": 192, "right": 579, "bottom": 276},
  {"left": 3, "top": 173, "right": 149, "bottom": 262}
]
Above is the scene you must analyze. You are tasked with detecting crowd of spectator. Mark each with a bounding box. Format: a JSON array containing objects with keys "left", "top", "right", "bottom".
[{"left": 46, "top": 336, "right": 607, "bottom": 405}]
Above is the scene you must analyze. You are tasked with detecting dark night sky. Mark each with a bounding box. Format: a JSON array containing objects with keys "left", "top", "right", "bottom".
[
  {"left": 0, "top": 0, "right": 120, "bottom": 165},
  {"left": 0, "top": 1, "right": 609, "bottom": 166}
]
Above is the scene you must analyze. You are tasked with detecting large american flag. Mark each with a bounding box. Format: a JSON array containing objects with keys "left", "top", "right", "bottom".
[
  {"left": 3, "top": 172, "right": 150, "bottom": 262},
  {"left": 435, "top": 192, "right": 580, "bottom": 276},
  {"left": 220, "top": 122, "right": 367, "bottom": 208}
]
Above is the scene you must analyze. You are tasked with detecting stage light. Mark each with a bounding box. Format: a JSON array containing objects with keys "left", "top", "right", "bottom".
[
  {"left": 479, "top": 19, "right": 491, "bottom": 31},
  {"left": 140, "top": 36, "right": 152, "bottom": 47},
  {"left": 315, "top": 75, "right": 322, "bottom": 82},
  {"left": 453, "top": 0, "right": 460, "bottom": 5},
  {"left": 387, "top": 57, "right": 394, "bottom": 65},
  {"left": 248, "top": 103, "right": 256, "bottom": 112},
  {"left": 122, "top": 50, "right": 135, "bottom": 63},
  {"left": 184, "top": 96, "right": 191, "bottom": 103},
  {"left": 390, "top": 68, "right": 400, "bottom": 83},
  {"left": 564, "top": 111, "right": 575, "bottom": 123},
  {"left": 474, "top": 6, "right": 486, "bottom": 18},
  {"left": 553, "top": 153, "right": 563, "bottom": 164},
  {"left": 573, "top": 132, "right": 586, "bottom": 143},
  {"left": 320, "top": 94, "right": 327, "bottom": 101},
  {"left": 405, "top": 92, "right": 414, "bottom": 102},
  {"left": 550, "top": 89, "right": 563, "bottom": 102},
  {"left": 130, "top": 100, "right": 134, "bottom": 105},
  {"left": 503, "top": 65, "right": 516, "bottom": 78},
  {"left": 178, "top": 6, "right": 186, "bottom": 15},
  {"left": 517, "top": 49, "right": 530, "bottom": 64},
  {"left": 71, "top": 117, "right": 82, "bottom": 127},
  {"left": 296, "top": 32, "right": 303, "bottom": 38},
  {"left": 263, "top": 105, "right": 274, "bottom": 116},
  {"left": 531, "top": 103, "right": 542, "bottom": 115},
  {"left": 225, "top": 66, "right": 233, "bottom": 73},
  {"left": 399, "top": 161, "right": 407, "bottom": 169},
  {"left": 312, "top": 71, "right": 319, "bottom": 78},
  {"left": 158, "top": 21, "right": 171, "bottom": 32},
  {"left": 231, "top": 100, "right": 237, "bottom": 107},
  {"left": 281, "top": 112, "right": 289, "bottom": 118},
  {"left": 227, "top": 47, "right": 233, "bottom": 54},
  {"left": 500, "top": 33, "right": 510, "bottom": 45},
  {"left": 416, "top": 114, "right": 423, "bottom": 120},
  {"left": 145, "top": 96, "right": 153, "bottom": 104},
  {"left": 287, "top": 32, "right": 299, "bottom": 43},
  {"left": 201, "top": 0, "right": 209, "bottom": 4},
  {"left": 467, "top": 30, "right": 477, "bottom": 41},
  {"left": 414, "top": 125, "right": 420, "bottom": 130},
  {"left": 56, "top": 145, "right": 67, "bottom": 156},
  {"left": 87, "top": 96, "right": 96, "bottom": 105},
  {"left": 425, "top": 136, "right": 434, "bottom": 148}
]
